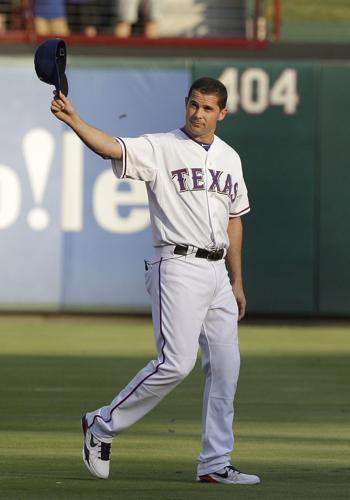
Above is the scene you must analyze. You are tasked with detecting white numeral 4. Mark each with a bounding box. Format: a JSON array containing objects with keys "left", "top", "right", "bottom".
[{"left": 270, "top": 69, "right": 299, "bottom": 114}]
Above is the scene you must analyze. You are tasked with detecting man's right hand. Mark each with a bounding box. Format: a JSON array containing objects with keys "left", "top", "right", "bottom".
[{"left": 51, "top": 91, "right": 77, "bottom": 125}]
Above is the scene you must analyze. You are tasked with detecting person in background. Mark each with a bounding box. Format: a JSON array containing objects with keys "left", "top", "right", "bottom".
[
  {"left": 66, "top": 0, "right": 99, "bottom": 37},
  {"left": 114, "top": 0, "right": 160, "bottom": 38},
  {"left": 0, "top": 0, "right": 10, "bottom": 33},
  {"left": 34, "top": 0, "right": 69, "bottom": 35},
  {"left": 0, "top": 12, "right": 6, "bottom": 33}
]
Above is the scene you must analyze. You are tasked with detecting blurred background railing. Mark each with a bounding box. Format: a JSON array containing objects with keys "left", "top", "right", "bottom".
[
  {"left": 1, "top": 1, "right": 350, "bottom": 44},
  {"left": 1, "top": 1, "right": 350, "bottom": 45},
  {"left": 0, "top": 0, "right": 277, "bottom": 43}
]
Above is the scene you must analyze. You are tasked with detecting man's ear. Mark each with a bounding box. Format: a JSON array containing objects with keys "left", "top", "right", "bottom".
[
  {"left": 185, "top": 97, "right": 188, "bottom": 107},
  {"left": 218, "top": 107, "right": 228, "bottom": 121}
]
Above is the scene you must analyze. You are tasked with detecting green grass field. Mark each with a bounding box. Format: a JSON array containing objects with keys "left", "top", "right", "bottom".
[{"left": 0, "top": 316, "right": 349, "bottom": 499}]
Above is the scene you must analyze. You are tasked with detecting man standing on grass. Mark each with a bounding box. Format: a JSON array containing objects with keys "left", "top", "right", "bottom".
[{"left": 51, "top": 77, "right": 260, "bottom": 485}]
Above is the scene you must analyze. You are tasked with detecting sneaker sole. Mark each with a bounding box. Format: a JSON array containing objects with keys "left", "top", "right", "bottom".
[{"left": 196, "top": 475, "right": 261, "bottom": 485}]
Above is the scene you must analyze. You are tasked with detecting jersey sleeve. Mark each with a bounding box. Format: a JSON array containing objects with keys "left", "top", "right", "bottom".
[
  {"left": 229, "top": 156, "right": 250, "bottom": 217},
  {"left": 111, "top": 135, "right": 157, "bottom": 182},
  {"left": 229, "top": 175, "right": 250, "bottom": 217}
]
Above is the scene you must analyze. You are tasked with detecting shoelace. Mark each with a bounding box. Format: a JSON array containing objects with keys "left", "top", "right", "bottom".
[
  {"left": 226, "top": 465, "right": 242, "bottom": 477},
  {"left": 213, "top": 465, "right": 241, "bottom": 479}
]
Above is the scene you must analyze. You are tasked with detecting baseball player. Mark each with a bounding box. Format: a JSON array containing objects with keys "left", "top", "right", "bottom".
[{"left": 51, "top": 77, "right": 260, "bottom": 485}]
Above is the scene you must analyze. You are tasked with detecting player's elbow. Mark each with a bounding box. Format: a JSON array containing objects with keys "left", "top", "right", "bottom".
[
  {"left": 92, "top": 138, "right": 119, "bottom": 160},
  {"left": 99, "top": 152, "right": 113, "bottom": 160},
  {"left": 98, "top": 144, "right": 122, "bottom": 161}
]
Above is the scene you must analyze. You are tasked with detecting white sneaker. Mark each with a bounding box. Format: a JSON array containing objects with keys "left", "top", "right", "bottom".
[
  {"left": 81, "top": 415, "right": 111, "bottom": 479},
  {"left": 197, "top": 465, "right": 261, "bottom": 485}
]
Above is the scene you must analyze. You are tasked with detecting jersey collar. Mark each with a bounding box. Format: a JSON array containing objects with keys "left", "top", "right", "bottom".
[{"left": 180, "top": 127, "right": 213, "bottom": 151}]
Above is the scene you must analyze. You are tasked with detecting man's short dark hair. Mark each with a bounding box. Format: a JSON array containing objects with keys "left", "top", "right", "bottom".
[{"left": 188, "top": 77, "right": 228, "bottom": 110}]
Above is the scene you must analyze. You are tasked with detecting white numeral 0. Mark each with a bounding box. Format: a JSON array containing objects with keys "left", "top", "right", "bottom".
[{"left": 241, "top": 68, "right": 269, "bottom": 114}]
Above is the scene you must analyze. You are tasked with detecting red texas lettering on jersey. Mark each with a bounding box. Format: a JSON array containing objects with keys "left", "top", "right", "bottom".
[{"left": 171, "top": 167, "right": 238, "bottom": 203}]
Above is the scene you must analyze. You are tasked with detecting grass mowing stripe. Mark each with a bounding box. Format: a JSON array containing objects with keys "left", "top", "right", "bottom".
[{"left": 0, "top": 318, "right": 349, "bottom": 499}]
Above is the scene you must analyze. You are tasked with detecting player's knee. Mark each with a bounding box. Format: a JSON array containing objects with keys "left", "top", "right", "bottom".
[
  {"left": 175, "top": 365, "right": 192, "bottom": 381},
  {"left": 169, "top": 358, "right": 195, "bottom": 381}
]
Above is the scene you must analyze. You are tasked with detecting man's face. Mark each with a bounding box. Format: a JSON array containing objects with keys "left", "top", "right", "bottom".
[{"left": 185, "top": 90, "right": 228, "bottom": 142}]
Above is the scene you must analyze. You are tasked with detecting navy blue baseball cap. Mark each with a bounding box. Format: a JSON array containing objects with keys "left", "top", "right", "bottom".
[{"left": 34, "top": 38, "right": 69, "bottom": 96}]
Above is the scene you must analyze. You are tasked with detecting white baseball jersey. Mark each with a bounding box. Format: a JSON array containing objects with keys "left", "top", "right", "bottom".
[{"left": 111, "top": 128, "right": 250, "bottom": 250}]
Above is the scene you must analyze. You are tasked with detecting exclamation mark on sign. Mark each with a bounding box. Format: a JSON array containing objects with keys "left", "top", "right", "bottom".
[{"left": 23, "top": 128, "right": 54, "bottom": 231}]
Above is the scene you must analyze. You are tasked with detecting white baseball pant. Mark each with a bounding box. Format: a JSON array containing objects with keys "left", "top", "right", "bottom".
[{"left": 86, "top": 246, "right": 240, "bottom": 476}]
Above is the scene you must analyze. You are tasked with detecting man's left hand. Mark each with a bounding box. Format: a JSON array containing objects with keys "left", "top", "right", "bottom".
[{"left": 232, "top": 283, "right": 247, "bottom": 321}]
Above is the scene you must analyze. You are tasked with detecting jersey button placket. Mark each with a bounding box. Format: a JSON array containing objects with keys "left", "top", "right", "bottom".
[{"left": 205, "top": 156, "right": 217, "bottom": 249}]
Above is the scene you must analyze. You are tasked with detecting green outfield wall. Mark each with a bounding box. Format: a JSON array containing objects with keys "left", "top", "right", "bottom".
[{"left": 319, "top": 65, "right": 350, "bottom": 315}]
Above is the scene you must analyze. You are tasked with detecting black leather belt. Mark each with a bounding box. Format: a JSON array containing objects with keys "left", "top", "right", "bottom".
[{"left": 174, "top": 245, "right": 224, "bottom": 261}]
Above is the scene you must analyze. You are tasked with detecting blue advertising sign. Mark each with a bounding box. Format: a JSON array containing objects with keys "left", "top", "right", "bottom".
[{"left": 0, "top": 59, "right": 190, "bottom": 310}]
